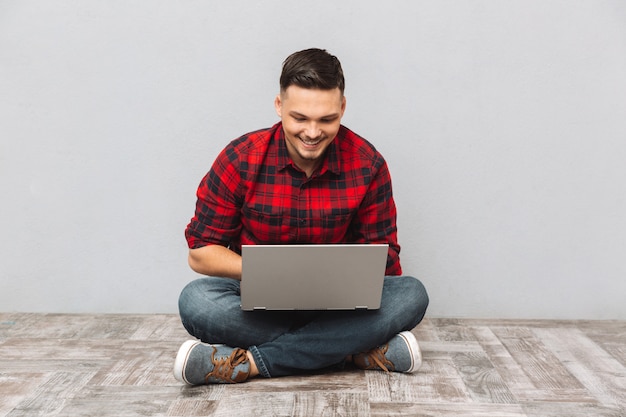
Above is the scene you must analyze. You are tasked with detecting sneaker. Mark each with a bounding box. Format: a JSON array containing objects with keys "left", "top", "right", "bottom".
[
  {"left": 173, "top": 340, "right": 250, "bottom": 385},
  {"left": 353, "top": 331, "right": 422, "bottom": 373}
]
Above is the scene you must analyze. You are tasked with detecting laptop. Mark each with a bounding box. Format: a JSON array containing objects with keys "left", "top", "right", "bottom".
[{"left": 240, "top": 244, "right": 388, "bottom": 311}]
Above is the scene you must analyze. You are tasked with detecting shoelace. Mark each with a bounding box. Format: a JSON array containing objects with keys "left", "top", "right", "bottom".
[
  {"left": 360, "top": 344, "right": 395, "bottom": 372},
  {"left": 205, "top": 347, "right": 250, "bottom": 383}
]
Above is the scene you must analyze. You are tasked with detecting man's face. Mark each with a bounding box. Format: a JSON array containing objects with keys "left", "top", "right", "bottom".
[{"left": 275, "top": 85, "right": 346, "bottom": 176}]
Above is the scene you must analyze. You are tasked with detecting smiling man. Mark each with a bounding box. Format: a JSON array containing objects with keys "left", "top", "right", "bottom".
[{"left": 174, "top": 48, "right": 429, "bottom": 384}]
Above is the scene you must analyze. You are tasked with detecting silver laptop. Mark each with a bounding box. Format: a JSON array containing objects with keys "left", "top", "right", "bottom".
[{"left": 240, "top": 244, "right": 388, "bottom": 311}]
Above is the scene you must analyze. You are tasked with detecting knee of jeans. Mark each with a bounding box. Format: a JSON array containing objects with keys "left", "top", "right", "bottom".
[
  {"left": 178, "top": 280, "right": 195, "bottom": 315},
  {"left": 401, "top": 276, "right": 430, "bottom": 324},
  {"left": 178, "top": 280, "right": 205, "bottom": 336}
]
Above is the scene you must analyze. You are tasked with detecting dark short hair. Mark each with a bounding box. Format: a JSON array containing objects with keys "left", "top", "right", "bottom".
[{"left": 280, "top": 48, "right": 345, "bottom": 94}]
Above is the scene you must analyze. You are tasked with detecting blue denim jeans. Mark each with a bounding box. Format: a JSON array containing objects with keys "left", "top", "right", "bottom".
[{"left": 178, "top": 275, "right": 428, "bottom": 377}]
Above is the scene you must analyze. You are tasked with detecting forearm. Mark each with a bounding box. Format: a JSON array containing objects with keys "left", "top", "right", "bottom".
[{"left": 188, "top": 245, "right": 242, "bottom": 280}]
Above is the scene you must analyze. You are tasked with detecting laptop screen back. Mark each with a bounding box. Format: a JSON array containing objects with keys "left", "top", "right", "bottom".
[{"left": 240, "top": 244, "right": 388, "bottom": 311}]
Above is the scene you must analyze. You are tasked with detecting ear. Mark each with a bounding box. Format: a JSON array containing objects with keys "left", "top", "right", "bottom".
[
  {"left": 341, "top": 95, "right": 347, "bottom": 116},
  {"left": 274, "top": 94, "right": 283, "bottom": 118}
]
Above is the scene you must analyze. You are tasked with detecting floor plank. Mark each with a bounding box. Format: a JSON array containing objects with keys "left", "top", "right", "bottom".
[{"left": 0, "top": 314, "right": 624, "bottom": 416}]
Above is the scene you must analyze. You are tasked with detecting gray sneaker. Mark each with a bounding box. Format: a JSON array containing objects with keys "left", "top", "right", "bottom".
[
  {"left": 353, "top": 331, "right": 422, "bottom": 373},
  {"left": 173, "top": 340, "right": 250, "bottom": 385}
]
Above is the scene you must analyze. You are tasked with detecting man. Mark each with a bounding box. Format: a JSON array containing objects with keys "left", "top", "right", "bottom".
[{"left": 174, "top": 48, "right": 429, "bottom": 384}]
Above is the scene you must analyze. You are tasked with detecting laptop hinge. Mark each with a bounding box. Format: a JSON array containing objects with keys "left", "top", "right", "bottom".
[
  {"left": 253, "top": 307, "right": 267, "bottom": 311},
  {"left": 356, "top": 306, "right": 369, "bottom": 310}
]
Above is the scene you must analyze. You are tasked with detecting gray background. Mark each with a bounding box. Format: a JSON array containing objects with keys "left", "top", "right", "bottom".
[{"left": 2, "top": 1, "right": 625, "bottom": 319}]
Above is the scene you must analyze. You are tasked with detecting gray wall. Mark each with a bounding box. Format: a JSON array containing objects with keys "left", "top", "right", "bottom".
[{"left": 1, "top": 1, "right": 625, "bottom": 319}]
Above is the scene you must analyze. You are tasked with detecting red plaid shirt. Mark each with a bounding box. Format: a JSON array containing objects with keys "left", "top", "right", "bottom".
[{"left": 186, "top": 122, "right": 402, "bottom": 275}]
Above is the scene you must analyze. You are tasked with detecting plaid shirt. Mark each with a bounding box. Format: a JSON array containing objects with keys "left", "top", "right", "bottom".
[{"left": 186, "top": 122, "right": 402, "bottom": 275}]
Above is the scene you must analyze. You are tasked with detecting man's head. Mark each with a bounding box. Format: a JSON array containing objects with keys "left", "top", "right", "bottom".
[
  {"left": 279, "top": 48, "right": 345, "bottom": 95},
  {"left": 275, "top": 49, "right": 347, "bottom": 177}
]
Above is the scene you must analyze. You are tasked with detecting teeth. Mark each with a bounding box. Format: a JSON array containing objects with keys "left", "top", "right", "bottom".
[{"left": 301, "top": 138, "right": 322, "bottom": 146}]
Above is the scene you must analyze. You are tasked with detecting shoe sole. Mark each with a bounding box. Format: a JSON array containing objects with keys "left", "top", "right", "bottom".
[
  {"left": 173, "top": 340, "right": 202, "bottom": 385},
  {"left": 398, "top": 331, "right": 422, "bottom": 373}
]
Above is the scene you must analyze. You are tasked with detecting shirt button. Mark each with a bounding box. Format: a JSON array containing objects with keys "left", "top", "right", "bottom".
[{"left": 299, "top": 219, "right": 306, "bottom": 225}]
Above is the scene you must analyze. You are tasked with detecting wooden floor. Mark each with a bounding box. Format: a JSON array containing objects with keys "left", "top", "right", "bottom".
[{"left": 0, "top": 314, "right": 624, "bottom": 417}]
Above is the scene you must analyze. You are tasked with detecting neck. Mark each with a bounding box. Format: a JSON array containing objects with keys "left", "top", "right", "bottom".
[{"left": 295, "top": 160, "right": 319, "bottom": 178}]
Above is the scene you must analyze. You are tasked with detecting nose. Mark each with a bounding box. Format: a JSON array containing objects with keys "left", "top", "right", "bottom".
[{"left": 304, "top": 122, "right": 321, "bottom": 139}]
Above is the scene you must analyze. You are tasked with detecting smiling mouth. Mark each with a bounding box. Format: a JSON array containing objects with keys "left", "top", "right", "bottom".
[{"left": 299, "top": 136, "right": 324, "bottom": 147}]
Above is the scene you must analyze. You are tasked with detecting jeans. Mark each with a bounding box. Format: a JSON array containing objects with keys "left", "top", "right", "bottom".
[{"left": 178, "top": 275, "right": 429, "bottom": 377}]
